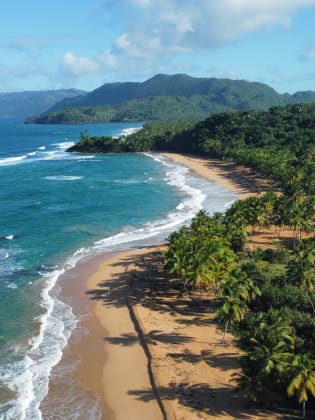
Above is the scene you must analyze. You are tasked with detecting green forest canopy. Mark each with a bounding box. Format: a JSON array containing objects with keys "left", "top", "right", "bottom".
[{"left": 25, "top": 74, "right": 315, "bottom": 124}]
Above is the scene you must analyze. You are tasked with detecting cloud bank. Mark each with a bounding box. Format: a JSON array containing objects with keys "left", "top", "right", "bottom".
[
  {"left": 113, "top": 0, "right": 315, "bottom": 56},
  {"left": 60, "top": 50, "right": 118, "bottom": 76},
  {"left": 57, "top": 0, "right": 315, "bottom": 85}
]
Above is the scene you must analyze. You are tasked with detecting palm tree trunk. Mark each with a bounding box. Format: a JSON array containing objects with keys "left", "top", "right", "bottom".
[
  {"left": 302, "top": 399, "right": 305, "bottom": 417},
  {"left": 222, "top": 321, "right": 229, "bottom": 343},
  {"left": 183, "top": 281, "right": 189, "bottom": 300},
  {"left": 306, "top": 290, "right": 315, "bottom": 314}
]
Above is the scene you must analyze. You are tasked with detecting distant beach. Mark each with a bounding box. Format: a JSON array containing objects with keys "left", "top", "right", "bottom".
[{"left": 54, "top": 153, "right": 280, "bottom": 420}]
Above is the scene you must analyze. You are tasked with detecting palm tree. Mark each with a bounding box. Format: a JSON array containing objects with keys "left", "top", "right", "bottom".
[
  {"left": 287, "top": 353, "right": 315, "bottom": 417},
  {"left": 224, "top": 215, "right": 248, "bottom": 252},
  {"left": 220, "top": 268, "right": 261, "bottom": 303},
  {"left": 164, "top": 226, "right": 195, "bottom": 296},
  {"left": 287, "top": 239, "right": 315, "bottom": 313},
  {"left": 234, "top": 312, "right": 296, "bottom": 402},
  {"left": 218, "top": 295, "right": 247, "bottom": 343},
  {"left": 261, "top": 191, "right": 277, "bottom": 227}
]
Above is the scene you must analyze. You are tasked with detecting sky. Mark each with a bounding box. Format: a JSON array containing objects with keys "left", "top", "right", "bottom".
[{"left": 1, "top": 0, "right": 315, "bottom": 94}]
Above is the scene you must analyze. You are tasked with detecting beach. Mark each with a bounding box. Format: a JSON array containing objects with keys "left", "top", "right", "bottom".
[{"left": 55, "top": 153, "right": 280, "bottom": 420}]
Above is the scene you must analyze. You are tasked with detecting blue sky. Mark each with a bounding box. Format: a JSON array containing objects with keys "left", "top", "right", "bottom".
[{"left": 1, "top": 0, "right": 315, "bottom": 93}]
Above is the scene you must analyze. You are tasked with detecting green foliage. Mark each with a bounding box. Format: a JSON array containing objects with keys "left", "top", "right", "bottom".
[
  {"left": 25, "top": 95, "right": 229, "bottom": 124},
  {"left": 235, "top": 238, "right": 315, "bottom": 409},
  {"left": 68, "top": 103, "right": 315, "bottom": 199},
  {"left": 46, "top": 73, "right": 293, "bottom": 113},
  {"left": 26, "top": 74, "right": 315, "bottom": 123},
  {"left": 286, "top": 354, "right": 315, "bottom": 417},
  {"left": 164, "top": 210, "right": 238, "bottom": 292},
  {"left": 163, "top": 104, "right": 315, "bottom": 195},
  {"left": 25, "top": 106, "right": 116, "bottom": 124},
  {"left": 163, "top": 194, "right": 315, "bottom": 411}
]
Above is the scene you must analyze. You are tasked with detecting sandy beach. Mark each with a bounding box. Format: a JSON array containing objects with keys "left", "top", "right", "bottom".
[{"left": 56, "top": 154, "right": 280, "bottom": 419}]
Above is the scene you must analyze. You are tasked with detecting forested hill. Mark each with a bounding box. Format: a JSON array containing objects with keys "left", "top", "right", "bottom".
[
  {"left": 68, "top": 103, "right": 315, "bottom": 195},
  {"left": 0, "top": 89, "right": 86, "bottom": 119},
  {"left": 26, "top": 74, "right": 315, "bottom": 124},
  {"left": 49, "top": 74, "right": 292, "bottom": 111}
]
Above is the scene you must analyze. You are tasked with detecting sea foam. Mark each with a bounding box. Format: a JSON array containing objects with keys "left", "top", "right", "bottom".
[
  {"left": 0, "top": 155, "right": 28, "bottom": 166},
  {"left": 0, "top": 268, "right": 77, "bottom": 420}
]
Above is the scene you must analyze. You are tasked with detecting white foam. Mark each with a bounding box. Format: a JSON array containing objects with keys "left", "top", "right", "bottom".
[
  {"left": 113, "top": 178, "right": 142, "bottom": 185},
  {"left": 75, "top": 155, "right": 96, "bottom": 160},
  {"left": 0, "top": 155, "right": 27, "bottom": 166},
  {"left": 120, "top": 126, "right": 142, "bottom": 137},
  {"left": 0, "top": 142, "right": 77, "bottom": 167},
  {"left": 6, "top": 282, "right": 17, "bottom": 289},
  {"left": 224, "top": 199, "right": 237, "bottom": 209},
  {"left": 70, "top": 154, "right": 207, "bottom": 259},
  {"left": 52, "top": 141, "right": 75, "bottom": 150},
  {"left": 4, "top": 234, "right": 14, "bottom": 240},
  {"left": 0, "top": 268, "right": 78, "bottom": 420},
  {"left": 113, "top": 126, "right": 142, "bottom": 139},
  {"left": 44, "top": 176, "right": 83, "bottom": 181}
]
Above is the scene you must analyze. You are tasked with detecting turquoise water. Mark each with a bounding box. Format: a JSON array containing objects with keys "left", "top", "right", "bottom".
[{"left": 0, "top": 120, "right": 237, "bottom": 419}]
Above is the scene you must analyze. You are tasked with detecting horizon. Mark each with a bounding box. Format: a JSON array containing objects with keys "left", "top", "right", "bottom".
[{"left": 2, "top": 1, "right": 315, "bottom": 94}]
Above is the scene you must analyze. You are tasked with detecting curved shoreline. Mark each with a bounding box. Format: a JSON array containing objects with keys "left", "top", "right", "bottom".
[{"left": 50, "top": 154, "right": 279, "bottom": 419}]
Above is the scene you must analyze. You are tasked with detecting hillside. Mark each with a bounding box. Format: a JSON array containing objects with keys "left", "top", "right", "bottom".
[
  {"left": 25, "top": 96, "right": 229, "bottom": 124},
  {"left": 27, "top": 74, "right": 315, "bottom": 124},
  {"left": 48, "top": 73, "right": 290, "bottom": 112},
  {"left": 0, "top": 89, "right": 86, "bottom": 119}
]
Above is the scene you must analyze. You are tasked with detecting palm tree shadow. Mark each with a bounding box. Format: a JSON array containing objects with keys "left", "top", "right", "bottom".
[
  {"left": 166, "top": 349, "right": 240, "bottom": 372},
  {"left": 86, "top": 249, "right": 215, "bottom": 318},
  {"left": 201, "top": 158, "right": 278, "bottom": 195},
  {"left": 128, "top": 383, "right": 272, "bottom": 419},
  {"left": 104, "top": 333, "right": 138, "bottom": 346},
  {"left": 104, "top": 330, "right": 193, "bottom": 347}
]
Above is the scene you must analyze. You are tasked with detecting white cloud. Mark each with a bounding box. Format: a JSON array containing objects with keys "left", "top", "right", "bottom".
[
  {"left": 302, "top": 47, "right": 315, "bottom": 60},
  {"left": 61, "top": 52, "right": 98, "bottom": 75},
  {"left": 60, "top": 50, "right": 118, "bottom": 76},
  {"left": 112, "top": 0, "right": 315, "bottom": 57}
]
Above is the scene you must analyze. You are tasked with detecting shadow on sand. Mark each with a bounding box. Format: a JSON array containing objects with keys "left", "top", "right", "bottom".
[{"left": 86, "top": 248, "right": 285, "bottom": 419}]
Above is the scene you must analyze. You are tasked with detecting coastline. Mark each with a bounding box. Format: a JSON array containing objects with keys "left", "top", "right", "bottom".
[
  {"left": 54, "top": 154, "right": 279, "bottom": 419},
  {"left": 162, "top": 153, "right": 274, "bottom": 199}
]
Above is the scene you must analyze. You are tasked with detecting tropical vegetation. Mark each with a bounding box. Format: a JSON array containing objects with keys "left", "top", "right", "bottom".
[
  {"left": 67, "top": 102, "right": 315, "bottom": 416},
  {"left": 25, "top": 73, "right": 315, "bottom": 124},
  {"left": 69, "top": 103, "right": 315, "bottom": 195},
  {"left": 164, "top": 200, "right": 315, "bottom": 416}
]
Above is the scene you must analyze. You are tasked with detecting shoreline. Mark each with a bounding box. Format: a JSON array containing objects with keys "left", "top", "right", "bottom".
[{"left": 52, "top": 154, "right": 279, "bottom": 419}]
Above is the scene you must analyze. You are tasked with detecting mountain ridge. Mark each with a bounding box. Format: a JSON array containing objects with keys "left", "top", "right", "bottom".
[
  {"left": 48, "top": 73, "right": 295, "bottom": 113},
  {"left": 0, "top": 89, "right": 87, "bottom": 119},
  {"left": 26, "top": 74, "right": 315, "bottom": 123}
]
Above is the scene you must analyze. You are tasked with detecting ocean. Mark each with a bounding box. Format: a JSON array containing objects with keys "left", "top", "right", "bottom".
[{"left": 0, "top": 120, "right": 237, "bottom": 419}]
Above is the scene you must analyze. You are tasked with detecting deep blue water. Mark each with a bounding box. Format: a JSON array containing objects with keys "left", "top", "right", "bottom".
[{"left": 0, "top": 120, "right": 237, "bottom": 419}]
